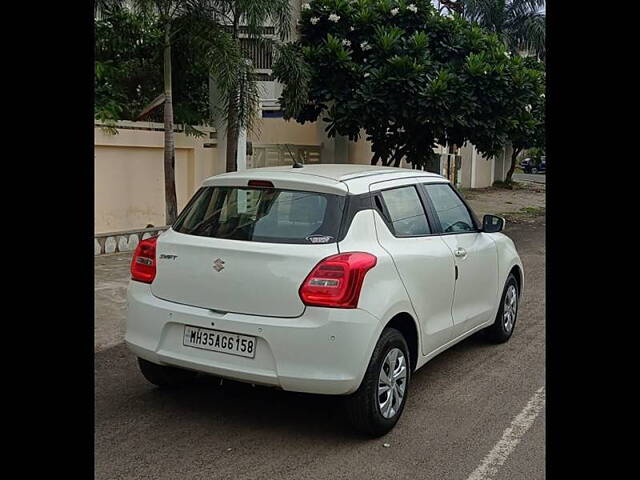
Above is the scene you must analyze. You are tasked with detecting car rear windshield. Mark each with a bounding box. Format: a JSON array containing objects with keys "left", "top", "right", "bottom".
[{"left": 172, "top": 186, "right": 346, "bottom": 244}]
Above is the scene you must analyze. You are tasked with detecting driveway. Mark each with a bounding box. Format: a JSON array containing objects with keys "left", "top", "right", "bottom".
[{"left": 94, "top": 213, "right": 545, "bottom": 480}]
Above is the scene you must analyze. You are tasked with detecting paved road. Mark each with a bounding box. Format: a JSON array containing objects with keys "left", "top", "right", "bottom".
[
  {"left": 95, "top": 218, "right": 545, "bottom": 480},
  {"left": 513, "top": 173, "right": 546, "bottom": 184},
  {"left": 95, "top": 253, "right": 131, "bottom": 351}
]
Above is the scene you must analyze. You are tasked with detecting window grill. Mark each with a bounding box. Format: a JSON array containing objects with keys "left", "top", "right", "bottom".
[{"left": 240, "top": 38, "right": 274, "bottom": 70}]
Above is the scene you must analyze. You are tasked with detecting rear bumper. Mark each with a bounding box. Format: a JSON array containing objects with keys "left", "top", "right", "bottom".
[{"left": 125, "top": 281, "right": 382, "bottom": 395}]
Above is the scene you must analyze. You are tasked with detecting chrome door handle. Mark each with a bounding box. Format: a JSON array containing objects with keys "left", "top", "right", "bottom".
[{"left": 454, "top": 247, "right": 467, "bottom": 257}]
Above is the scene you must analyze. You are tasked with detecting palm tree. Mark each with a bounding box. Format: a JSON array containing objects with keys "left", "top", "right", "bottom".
[
  {"left": 210, "top": 0, "right": 292, "bottom": 173},
  {"left": 95, "top": 0, "right": 250, "bottom": 224},
  {"left": 95, "top": 0, "right": 200, "bottom": 224},
  {"left": 449, "top": 1, "right": 546, "bottom": 61}
]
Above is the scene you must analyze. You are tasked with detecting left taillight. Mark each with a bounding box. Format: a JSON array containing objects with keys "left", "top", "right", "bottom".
[
  {"left": 299, "top": 252, "right": 377, "bottom": 308},
  {"left": 130, "top": 236, "right": 158, "bottom": 284}
]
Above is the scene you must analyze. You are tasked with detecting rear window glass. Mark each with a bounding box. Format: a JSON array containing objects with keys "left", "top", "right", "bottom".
[{"left": 173, "top": 186, "right": 346, "bottom": 244}]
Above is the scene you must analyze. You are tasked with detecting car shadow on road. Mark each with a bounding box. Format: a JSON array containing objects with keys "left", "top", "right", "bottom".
[
  {"left": 146, "top": 377, "right": 357, "bottom": 436},
  {"left": 96, "top": 331, "right": 499, "bottom": 443},
  {"left": 96, "top": 344, "right": 367, "bottom": 443},
  {"left": 408, "top": 331, "right": 501, "bottom": 388}
]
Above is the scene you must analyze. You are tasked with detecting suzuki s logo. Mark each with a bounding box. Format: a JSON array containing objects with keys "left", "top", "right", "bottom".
[{"left": 213, "top": 258, "right": 225, "bottom": 272}]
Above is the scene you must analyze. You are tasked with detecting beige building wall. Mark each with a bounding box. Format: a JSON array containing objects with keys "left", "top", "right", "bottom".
[
  {"left": 345, "top": 136, "right": 496, "bottom": 190},
  {"left": 95, "top": 119, "right": 503, "bottom": 234},
  {"left": 348, "top": 131, "right": 375, "bottom": 165},
  {"left": 474, "top": 150, "right": 494, "bottom": 188},
  {"left": 95, "top": 122, "right": 223, "bottom": 233},
  {"left": 492, "top": 144, "right": 513, "bottom": 183},
  {"left": 248, "top": 117, "right": 322, "bottom": 145},
  {"left": 95, "top": 119, "right": 322, "bottom": 234}
]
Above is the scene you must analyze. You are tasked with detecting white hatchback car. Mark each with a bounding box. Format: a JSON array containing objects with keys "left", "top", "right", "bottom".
[{"left": 126, "top": 164, "right": 523, "bottom": 436}]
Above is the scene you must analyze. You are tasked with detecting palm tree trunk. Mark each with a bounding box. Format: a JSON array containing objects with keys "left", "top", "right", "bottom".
[
  {"left": 225, "top": 16, "right": 241, "bottom": 173},
  {"left": 163, "top": 22, "right": 178, "bottom": 224},
  {"left": 505, "top": 146, "right": 522, "bottom": 185},
  {"left": 226, "top": 100, "right": 239, "bottom": 172}
]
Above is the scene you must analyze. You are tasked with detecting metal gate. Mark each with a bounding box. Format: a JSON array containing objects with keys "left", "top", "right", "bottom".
[
  {"left": 411, "top": 153, "right": 462, "bottom": 186},
  {"left": 248, "top": 144, "right": 322, "bottom": 169},
  {"left": 440, "top": 153, "right": 462, "bottom": 186}
]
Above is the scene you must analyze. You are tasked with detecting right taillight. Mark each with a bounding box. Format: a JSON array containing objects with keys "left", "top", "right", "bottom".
[
  {"left": 299, "top": 252, "right": 377, "bottom": 308},
  {"left": 130, "top": 236, "right": 158, "bottom": 284}
]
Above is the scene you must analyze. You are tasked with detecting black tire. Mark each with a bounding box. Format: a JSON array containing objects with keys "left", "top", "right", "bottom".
[
  {"left": 137, "top": 357, "right": 198, "bottom": 388},
  {"left": 345, "top": 328, "right": 411, "bottom": 437},
  {"left": 484, "top": 273, "right": 519, "bottom": 344},
  {"left": 531, "top": 167, "right": 538, "bottom": 174}
]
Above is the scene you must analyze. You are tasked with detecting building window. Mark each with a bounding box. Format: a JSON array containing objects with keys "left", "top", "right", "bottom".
[{"left": 240, "top": 38, "right": 274, "bottom": 71}]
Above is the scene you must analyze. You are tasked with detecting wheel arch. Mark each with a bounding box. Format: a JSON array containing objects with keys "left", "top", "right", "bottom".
[
  {"left": 507, "top": 263, "right": 524, "bottom": 297},
  {"left": 508, "top": 264, "right": 524, "bottom": 297},
  {"left": 383, "top": 312, "right": 420, "bottom": 372}
]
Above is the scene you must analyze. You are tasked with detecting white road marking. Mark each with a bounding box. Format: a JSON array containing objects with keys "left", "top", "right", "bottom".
[{"left": 466, "top": 386, "right": 545, "bottom": 480}]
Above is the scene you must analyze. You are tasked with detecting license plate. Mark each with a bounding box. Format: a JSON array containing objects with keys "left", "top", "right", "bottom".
[{"left": 183, "top": 325, "right": 256, "bottom": 359}]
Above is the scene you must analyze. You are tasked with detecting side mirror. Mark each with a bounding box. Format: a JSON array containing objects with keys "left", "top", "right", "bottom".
[{"left": 482, "top": 214, "right": 505, "bottom": 233}]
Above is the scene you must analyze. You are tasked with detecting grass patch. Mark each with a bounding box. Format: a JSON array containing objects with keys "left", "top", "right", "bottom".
[
  {"left": 502, "top": 206, "right": 546, "bottom": 223},
  {"left": 520, "top": 206, "right": 545, "bottom": 215},
  {"left": 492, "top": 180, "right": 525, "bottom": 190},
  {"left": 458, "top": 187, "right": 474, "bottom": 198}
]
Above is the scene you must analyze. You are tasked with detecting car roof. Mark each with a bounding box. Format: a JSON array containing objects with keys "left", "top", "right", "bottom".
[{"left": 202, "top": 164, "right": 446, "bottom": 195}]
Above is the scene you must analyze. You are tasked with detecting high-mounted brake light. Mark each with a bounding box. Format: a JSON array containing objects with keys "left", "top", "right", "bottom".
[
  {"left": 299, "top": 252, "right": 377, "bottom": 308},
  {"left": 130, "top": 236, "right": 158, "bottom": 283},
  {"left": 248, "top": 180, "right": 274, "bottom": 188}
]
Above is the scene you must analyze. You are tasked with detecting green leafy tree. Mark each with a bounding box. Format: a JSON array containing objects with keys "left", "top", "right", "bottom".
[
  {"left": 95, "top": 8, "right": 164, "bottom": 128},
  {"left": 526, "top": 146, "right": 544, "bottom": 164},
  {"left": 273, "top": 0, "right": 543, "bottom": 169},
  {"left": 504, "top": 57, "right": 545, "bottom": 183}
]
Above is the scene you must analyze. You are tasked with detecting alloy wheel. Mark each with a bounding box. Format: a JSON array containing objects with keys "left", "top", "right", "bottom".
[
  {"left": 378, "top": 348, "right": 407, "bottom": 419},
  {"left": 503, "top": 285, "right": 518, "bottom": 332}
]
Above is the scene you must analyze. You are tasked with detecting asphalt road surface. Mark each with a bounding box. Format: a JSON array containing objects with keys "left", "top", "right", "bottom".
[
  {"left": 95, "top": 217, "right": 545, "bottom": 480},
  {"left": 513, "top": 173, "right": 546, "bottom": 184}
]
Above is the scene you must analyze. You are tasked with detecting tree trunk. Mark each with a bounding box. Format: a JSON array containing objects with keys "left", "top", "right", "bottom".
[
  {"left": 225, "top": 17, "right": 241, "bottom": 173},
  {"left": 163, "top": 23, "right": 178, "bottom": 225},
  {"left": 505, "top": 146, "right": 522, "bottom": 185},
  {"left": 448, "top": 144, "right": 459, "bottom": 184},
  {"left": 225, "top": 100, "right": 239, "bottom": 172},
  {"left": 392, "top": 146, "right": 405, "bottom": 167},
  {"left": 370, "top": 152, "right": 381, "bottom": 165}
]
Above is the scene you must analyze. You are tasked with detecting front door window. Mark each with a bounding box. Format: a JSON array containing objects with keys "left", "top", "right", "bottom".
[{"left": 423, "top": 184, "right": 475, "bottom": 233}]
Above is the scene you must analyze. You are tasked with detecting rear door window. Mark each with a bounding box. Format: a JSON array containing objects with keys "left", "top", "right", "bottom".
[
  {"left": 379, "top": 186, "right": 431, "bottom": 236},
  {"left": 173, "top": 186, "right": 345, "bottom": 244}
]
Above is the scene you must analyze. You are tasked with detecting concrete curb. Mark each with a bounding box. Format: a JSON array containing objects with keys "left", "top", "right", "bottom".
[{"left": 95, "top": 226, "right": 169, "bottom": 255}]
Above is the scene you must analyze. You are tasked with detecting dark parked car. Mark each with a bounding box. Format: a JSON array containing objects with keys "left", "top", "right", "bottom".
[{"left": 523, "top": 158, "right": 546, "bottom": 174}]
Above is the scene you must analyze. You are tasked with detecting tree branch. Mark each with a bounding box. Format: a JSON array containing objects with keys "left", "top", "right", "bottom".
[{"left": 136, "top": 93, "right": 166, "bottom": 120}]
